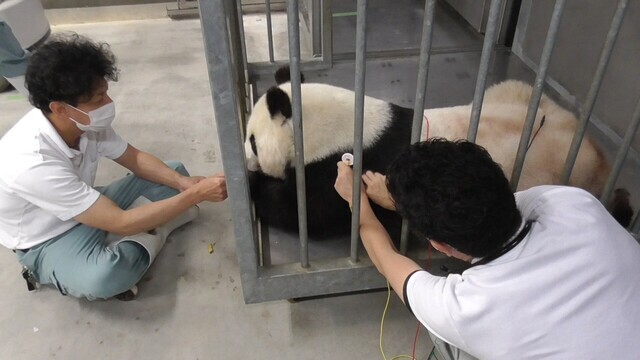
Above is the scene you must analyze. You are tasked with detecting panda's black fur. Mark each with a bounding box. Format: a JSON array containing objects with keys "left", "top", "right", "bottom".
[{"left": 248, "top": 67, "right": 413, "bottom": 239}]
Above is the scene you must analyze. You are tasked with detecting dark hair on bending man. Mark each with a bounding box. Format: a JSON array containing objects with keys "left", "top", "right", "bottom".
[
  {"left": 386, "top": 138, "right": 522, "bottom": 258},
  {"left": 25, "top": 33, "right": 120, "bottom": 112}
]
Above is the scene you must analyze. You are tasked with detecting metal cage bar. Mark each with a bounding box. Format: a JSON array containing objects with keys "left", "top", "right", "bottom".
[
  {"left": 560, "top": 0, "right": 629, "bottom": 184},
  {"left": 203, "top": 0, "right": 639, "bottom": 304},
  {"left": 600, "top": 98, "right": 640, "bottom": 205},
  {"left": 467, "top": 0, "right": 504, "bottom": 143},
  {"left": 320, "top": 0, "right": 333, "bottom": 68},
  {"left": 198, "top": 0, "right": 259, "bottom": 290},
  {"left": 510, "top": 0, "right": 565, "bottom": 191},
  {"left": 235, "top": 0, "right": 251, "bottom": 117},
  {"left": 287, "top": 0, "right": 310, "bottom": 268},
  {"left": 399, "top": 0, "right": 436, "bottom": 254},
  {"left": 311, "top": 0, "right": 323, "bottom": 56},
  {"left": 349, "top": 0, "right": 368, "bottom": 263},
  {"left": 235, "top": 0, "right": 248, "bottom": 70},
  {"left": 265, "top": 0, "right": 275, "bottom": 62},
  {"left": 246, "top": 0, "right": 333, "bottom": 76}
]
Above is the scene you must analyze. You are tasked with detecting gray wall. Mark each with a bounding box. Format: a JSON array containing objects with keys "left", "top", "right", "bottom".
[
  {"left": 42, "top": 0, "right": 168, "bottom": 9},
  {"left": 512, "top": 0, "right": 640, "bottom": 150},
  {"left": 445, "top": 0, "right": 490, "bottom": 33}
]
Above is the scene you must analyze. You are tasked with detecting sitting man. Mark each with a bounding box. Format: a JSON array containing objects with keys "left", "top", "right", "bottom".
[
  {"left": 0, "top": 20, "right": 30, "bottom": 95},
  {"left": 334, "top": 138, "right": 640, "bottom": 359},
  {"left": 0, "top": 34, "right": 227, "bottom": 301}
]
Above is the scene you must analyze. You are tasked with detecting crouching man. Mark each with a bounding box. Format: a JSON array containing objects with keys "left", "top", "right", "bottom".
[
  {"left": 0, "top": 34, "right": 227, "bottom": 301},
  {"left": 334, "top": 138, "right": 640, "bottom": 359}
]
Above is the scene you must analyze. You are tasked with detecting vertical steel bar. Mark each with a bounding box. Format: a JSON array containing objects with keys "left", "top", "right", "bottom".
[
  {"left": 600, "top": 98, "right": 640, "bottom": 204},
  {"left": 232, "top": 0, "right": 250, "bottom": 125},
  {"left": 287, "top": 0, "right": 309, "bottom": 268},
  {"left": 265, "top": 0, "right": 275, "bottom": 62},
  {"left": 350, "top": 0, "right": 368, "bottom": 263},
  {"left": 235, "top": 0, "right": 249, "bottom": 72},
  {"left": 198, "top": 0, "right": 258, "bottom": 280},
  {"left": 410, "top": 0, "right": 436, "bottom": 144},
  {"left": 400, "top": 0, "right": 436, "bottom": 254},
  {"left": 561, "top": 0, "right": 629, "bottom": 184},
  {"left": 311, "top": 0, "right": 323, "bottom": 56},
  {"left": 320, "top": 0, "right": 333, "bottom": 67},
  {"left": 467, "top": 0, "right": 504, "bottom": 143},
  {"left": 510, "top": 0, "right": 566, "bottom": 191}
]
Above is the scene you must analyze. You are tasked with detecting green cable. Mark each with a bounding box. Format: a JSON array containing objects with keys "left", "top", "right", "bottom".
[{"left": 380, "top": 280, "right": 416, "bottom": 360}]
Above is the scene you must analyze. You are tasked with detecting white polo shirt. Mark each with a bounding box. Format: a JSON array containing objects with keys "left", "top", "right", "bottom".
[
  {"left": 404, "top": 185, "right": 640, "bottom": 359},
  {"left": 0, "top": 109, "right": 128, "bottom": 250}
]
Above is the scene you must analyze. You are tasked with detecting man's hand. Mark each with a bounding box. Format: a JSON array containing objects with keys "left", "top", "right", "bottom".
[
  {"left": 177, "top": 175, "right": 205, "bottom": 192},
  {"left": 362, "top": 171, "right": 396, "bottom": 211},
  {"left": 334, "top": 162, "right": 357, "bottom": 204},
  {"left": 191, "top": 174, "right": 227, "bottom": 202}
]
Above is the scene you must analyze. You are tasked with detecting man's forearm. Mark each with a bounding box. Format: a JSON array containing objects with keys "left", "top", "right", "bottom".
[
  {"left": 357, "top": 196, "right": 398, "bottom": 271},
  {"left": 117, "top": 189, "right": 199, "bottom": 235},
  {"left": 122, "top": 146, "right": 183, "bottom": 189},
  {"left": 357, "top": 195, "right": 423, "bottom": 299},
  {"left": 137, "top": 152, "right": 182, "bottom": 189},
  {"left": 334, "top": 164, "right": 422, "bottom": 299},
  {"left": 75, "top": 185, "right": 201, "bottom": 236}
]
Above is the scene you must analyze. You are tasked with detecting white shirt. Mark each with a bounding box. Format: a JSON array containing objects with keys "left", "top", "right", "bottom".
[
  {"left": 0, "top": 109, "right": 127, "bottom": 249},
  {"left": 404, "top": 185, "right": 640, "bottom": 359}
]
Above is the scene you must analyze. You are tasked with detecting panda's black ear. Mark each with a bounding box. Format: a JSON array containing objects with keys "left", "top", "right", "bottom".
[
  {"left": 266, "top": 86, "right": 292, "bottom": 119},
  {"left": 274, "top": 65, "right": 305, "bottom": 85}
]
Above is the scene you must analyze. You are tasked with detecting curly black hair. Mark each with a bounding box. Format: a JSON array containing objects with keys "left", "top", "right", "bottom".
[
  {"left": 386, "top": 138, "right": 522, "bottom": 258},
  {"left": 25, "top": 33, "right": 119, "bottom": 112}
]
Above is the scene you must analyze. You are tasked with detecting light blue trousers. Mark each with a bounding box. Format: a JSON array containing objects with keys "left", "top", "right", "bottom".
[
  {"left": 16, "top": 161, "right": 188, "bottom": 300},
  {"left": 0, "top": 21, "right": 30, "bottom": 78}
]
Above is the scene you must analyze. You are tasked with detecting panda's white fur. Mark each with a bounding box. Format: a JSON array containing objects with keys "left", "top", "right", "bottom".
[
  {"left": 245, "top": 83, "right": 392, "bottom": 179},
  {"left": 424, "top": 80, "right": 608, "bottom": 194}
]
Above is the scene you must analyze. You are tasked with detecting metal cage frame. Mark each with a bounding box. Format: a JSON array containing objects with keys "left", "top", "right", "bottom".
[{"left": 199, "top": 0, "right": 638, "bottom": 303}]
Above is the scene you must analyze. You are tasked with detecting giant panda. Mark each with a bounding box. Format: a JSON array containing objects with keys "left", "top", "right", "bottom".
[
  {"left": 246, "top": 68, "right": 410, "bottom": 238},
  {"left": 245, "top": 67, "right": 633, "bottom": 239}
]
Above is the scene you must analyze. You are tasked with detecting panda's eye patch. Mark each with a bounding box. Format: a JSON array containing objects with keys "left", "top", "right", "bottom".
[{"left": 250, "top": 134, "right": 258, "bottom": 156}]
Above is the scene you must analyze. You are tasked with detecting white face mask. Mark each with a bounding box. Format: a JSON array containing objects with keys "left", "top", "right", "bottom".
[{"left": 67, "top": 102, "right": 116, "bottom": 132}]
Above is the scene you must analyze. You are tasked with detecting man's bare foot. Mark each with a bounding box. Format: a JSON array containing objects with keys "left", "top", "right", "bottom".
[{"left": 362, "top": 171, "right": 396, "bottom": 210}]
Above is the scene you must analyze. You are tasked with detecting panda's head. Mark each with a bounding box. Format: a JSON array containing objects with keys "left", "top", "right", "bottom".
[
  {"left": 245, "top": 86, "right": 294, "bottom": 179},
  {"left": 245, "top": 66, "right": 305, "bottom": 179}
]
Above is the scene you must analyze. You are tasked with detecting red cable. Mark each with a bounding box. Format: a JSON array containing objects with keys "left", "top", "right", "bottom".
[{"left": 411, "top": 322, "right": 421, "bottom": 359}]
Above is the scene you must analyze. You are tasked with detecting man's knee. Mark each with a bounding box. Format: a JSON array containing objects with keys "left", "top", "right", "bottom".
[
  {"left": 165, "top": 160, "right": 189, "bottom": 177},
  {"left": 74, "top": 244, "right": 149, "bottom": 299}
]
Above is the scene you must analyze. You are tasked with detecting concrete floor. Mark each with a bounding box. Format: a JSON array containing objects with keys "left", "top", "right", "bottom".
[{"left": 0, "top": 18, "right": 435, "bottom": 360}]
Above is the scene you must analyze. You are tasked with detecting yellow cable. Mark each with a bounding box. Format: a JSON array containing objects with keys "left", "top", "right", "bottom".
[
  {"left": 380, "top": 280, "right": 415, "bottom": 360},
  {"left": 380, "top": 280, "right": 391, "bottom": 359}
]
